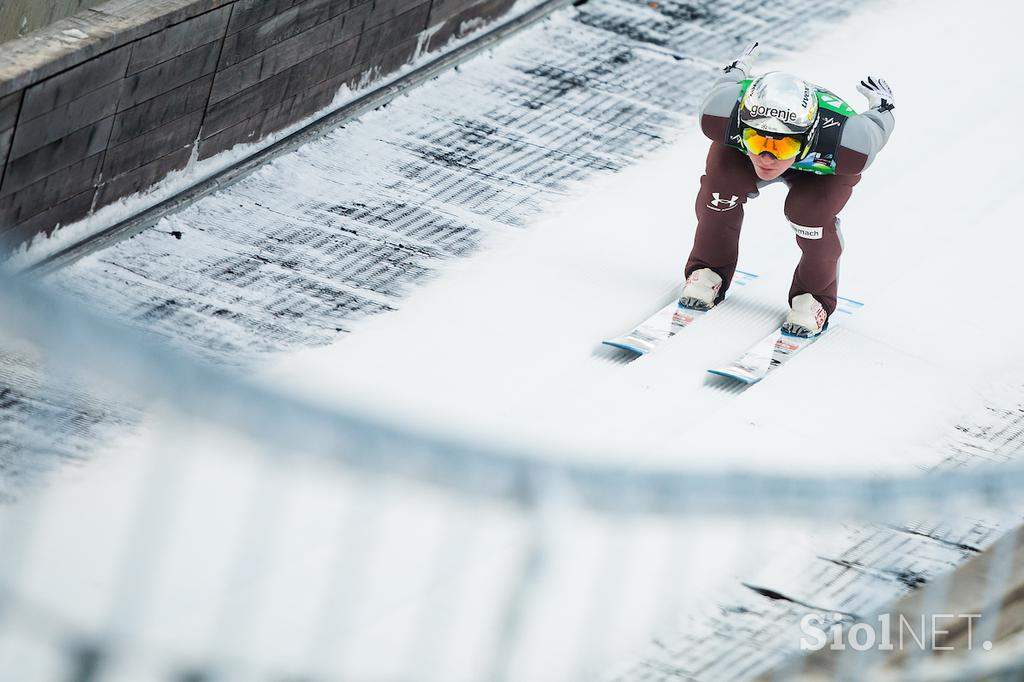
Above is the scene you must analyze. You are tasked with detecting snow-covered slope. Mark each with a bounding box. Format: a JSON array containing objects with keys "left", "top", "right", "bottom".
[{"left": 264, "top": 0, "right": 1024, "bottom": 476}]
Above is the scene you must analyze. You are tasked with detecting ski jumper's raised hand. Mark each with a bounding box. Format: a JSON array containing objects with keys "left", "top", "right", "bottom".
[{"left": 680, "top": 42, "right": 895, "bottom": 336}]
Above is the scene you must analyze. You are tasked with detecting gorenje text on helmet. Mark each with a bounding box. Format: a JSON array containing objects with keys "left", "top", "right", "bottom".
[{"left": 745, "top": 104, "right": 798, "bottom": 123}]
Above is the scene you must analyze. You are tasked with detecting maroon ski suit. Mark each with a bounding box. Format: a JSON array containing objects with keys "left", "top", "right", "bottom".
[{"left": 685, "top": 70, "right": 895, "bottom": 316}]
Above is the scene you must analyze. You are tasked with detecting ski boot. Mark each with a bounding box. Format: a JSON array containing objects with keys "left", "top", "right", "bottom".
[
  {"left": 679, "top": 268, "right": 722, "bottom": 310},
  {"left": 782, "top": 293, "right": 827, "bottom": 337}
]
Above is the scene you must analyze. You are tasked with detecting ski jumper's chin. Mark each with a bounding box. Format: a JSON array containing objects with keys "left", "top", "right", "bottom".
[{"left": 748, "top": 151, "right": 796, "bottom": 180}]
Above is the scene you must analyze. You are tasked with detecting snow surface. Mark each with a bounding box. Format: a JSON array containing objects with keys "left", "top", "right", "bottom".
[
  {"left": 3, "top": 0, "right": 1024, "bottom": 681},
  {"left": 263, "top": 0, "right": 1023, "bottom": 476}
]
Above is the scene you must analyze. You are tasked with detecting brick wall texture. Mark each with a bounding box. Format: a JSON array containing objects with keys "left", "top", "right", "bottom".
[{"left": 0, "top": 0, "right": 517, "bottom": 251}]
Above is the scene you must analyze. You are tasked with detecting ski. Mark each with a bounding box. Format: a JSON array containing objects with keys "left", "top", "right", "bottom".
[
  {"left": 707, "top": 296, "right": 864, "bottom": 385},
  {"left": 602, "top": 270, "right": 759, "bottom": 355}
]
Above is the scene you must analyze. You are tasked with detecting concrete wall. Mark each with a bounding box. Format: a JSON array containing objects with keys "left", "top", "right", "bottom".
[
  {"left": 0, "top": 0, "right": 108, "bottom": 44},
  {"left": 0, "top": 0, "right": 517, "bottom": 252}
]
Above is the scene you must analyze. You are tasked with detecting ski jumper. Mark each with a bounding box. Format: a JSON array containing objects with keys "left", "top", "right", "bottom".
[{"left": 684, "top": 71, "right": 895, "bottom": 316}]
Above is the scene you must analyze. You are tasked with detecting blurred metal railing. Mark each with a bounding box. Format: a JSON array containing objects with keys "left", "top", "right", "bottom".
[{"left": 1, "top": 269, "right": 1024, "bottom": 681}]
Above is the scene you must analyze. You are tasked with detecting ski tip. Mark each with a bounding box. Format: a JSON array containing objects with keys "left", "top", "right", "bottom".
[
  {"left": 707, "top": 368, "right": 757, "bottom": 384},
  {"left": 602, "top": 340, "right": 648, "bottom": 355}
]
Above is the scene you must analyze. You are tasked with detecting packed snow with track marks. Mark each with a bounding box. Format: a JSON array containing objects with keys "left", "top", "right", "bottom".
[{"left": 266, "top": 0, "right": 1023, "bottom": 476}]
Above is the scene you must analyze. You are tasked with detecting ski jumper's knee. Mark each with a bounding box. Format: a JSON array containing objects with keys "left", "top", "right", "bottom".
[
  {"left": 783, "top": 172, "right": 859, "bottom": 229},
  {"left": 782, "top": 172, "right": 858, "bottom": 317},
  {"left": 686, "top": 143, "right": 760, "bottom": 290},
  {"left": 695, "top": 143, "right": 759, "bottom": 222}
]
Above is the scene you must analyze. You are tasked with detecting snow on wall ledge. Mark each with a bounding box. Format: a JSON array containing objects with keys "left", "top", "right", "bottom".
[{"left": 0, "top": 0, "right": 524, "bottom": 254}]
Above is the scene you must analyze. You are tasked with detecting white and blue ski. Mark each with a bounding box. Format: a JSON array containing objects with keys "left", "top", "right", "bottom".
[
  {"left": 602, "top": 270, "right": 759, "bottom": 355},
  {"left": 707, "top": 296, "right": 864, "bottom": 385}
]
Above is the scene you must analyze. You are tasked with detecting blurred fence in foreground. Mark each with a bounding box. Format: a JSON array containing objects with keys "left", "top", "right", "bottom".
[{"left": 1, "top": 270, "right": 1024, "bottom": 682}]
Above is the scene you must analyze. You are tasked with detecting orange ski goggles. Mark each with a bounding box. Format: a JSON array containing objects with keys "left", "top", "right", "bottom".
[{"left": 741, "top": 127, "right": 804, "bottom": 160}]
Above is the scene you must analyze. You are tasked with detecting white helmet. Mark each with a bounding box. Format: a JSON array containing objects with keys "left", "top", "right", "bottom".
[{"left": 739, "top": 71, "right": 819, "bottom": 136}]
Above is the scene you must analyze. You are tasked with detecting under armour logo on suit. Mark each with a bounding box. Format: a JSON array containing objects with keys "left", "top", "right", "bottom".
[{"left": 707, "top": 193, "right": 739, "bottom": 212}]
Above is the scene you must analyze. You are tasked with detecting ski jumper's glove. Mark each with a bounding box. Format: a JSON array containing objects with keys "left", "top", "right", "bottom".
[
  {"left": 723, "top": 41, "right": 759, "bottom": 78},
  {"left": 856, "top": 76, "right": 895, "bottom": 113}
]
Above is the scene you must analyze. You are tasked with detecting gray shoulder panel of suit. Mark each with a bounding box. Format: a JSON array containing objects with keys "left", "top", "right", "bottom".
[
  {"left": 700, "top": 75, "right": 743, "bottom": 120},
  {"left": 839, "top": 109, "right": 895, "bottom": 170}
]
